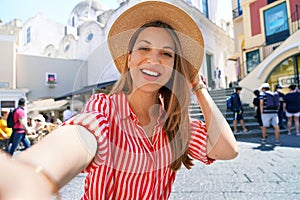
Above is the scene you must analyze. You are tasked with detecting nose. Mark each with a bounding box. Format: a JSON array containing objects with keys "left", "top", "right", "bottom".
[{"left": 147, "top": 50, "right": 160, "bottom": 64}]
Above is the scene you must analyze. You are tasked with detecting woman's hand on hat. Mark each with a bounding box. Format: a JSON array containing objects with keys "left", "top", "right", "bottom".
[
  {"left": 190, "top": 74, "right": 207, "bottom": 89},
  {"left": 190, "top": 74, "right": 200, "bottom": 89}
]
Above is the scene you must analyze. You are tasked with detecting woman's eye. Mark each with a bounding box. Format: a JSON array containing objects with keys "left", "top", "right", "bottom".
[
  {"left": 138, "top": 47, "right": 149, "bottom": 51},
  {"left": 163, "top": 52, "right": 173, "bottom": 58}
]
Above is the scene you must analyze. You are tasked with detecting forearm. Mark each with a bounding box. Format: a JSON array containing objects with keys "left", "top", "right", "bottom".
[
  {"left": 0, "top": 131, "right": 7, "bottom": 138},
  {"left": 20, "top": 118, "right": 30, "bottom": 132},
  {"left": 193, "top": 88, "right": 238, "bottom": 160},
  {"left": 283, "top": 103, "right": 286, "bottom": 112},
  {"left": 260, "top": 100, "right": 264, "bottom": 114},
  {"left": 15, "top": 125, "right": 97, "bottom": 188}
]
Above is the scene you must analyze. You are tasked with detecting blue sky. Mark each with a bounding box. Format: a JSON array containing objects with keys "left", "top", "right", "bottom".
[{"left": 0, "top": 0, "right": 119, "bottom": 24}]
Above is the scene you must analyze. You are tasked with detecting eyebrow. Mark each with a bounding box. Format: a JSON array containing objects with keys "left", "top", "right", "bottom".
[{"left": 137, "top": 40, "right": 175, "bottom": 51}]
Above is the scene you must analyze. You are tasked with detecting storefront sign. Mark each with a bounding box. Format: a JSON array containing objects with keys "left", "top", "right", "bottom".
[{"left": 278, "top": 75, "right": 298, "bottom": 87}]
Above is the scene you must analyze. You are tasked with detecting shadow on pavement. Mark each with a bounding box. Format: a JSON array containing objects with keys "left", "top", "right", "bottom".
[{"left": 236, "top": 134, "right": 300, "bottom": 151}]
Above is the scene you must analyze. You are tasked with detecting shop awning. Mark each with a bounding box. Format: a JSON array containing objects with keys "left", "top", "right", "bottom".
[
  {"left": 27, "top": 99, "right": 69, "bottom": 112},
  {"left": 54, "top": 80, "right": 117, "bottom": 101}
]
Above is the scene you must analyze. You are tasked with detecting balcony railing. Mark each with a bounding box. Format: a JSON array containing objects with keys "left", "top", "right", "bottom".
[{"left": 232, "top": 7, "right": 243, "bottom": 19}]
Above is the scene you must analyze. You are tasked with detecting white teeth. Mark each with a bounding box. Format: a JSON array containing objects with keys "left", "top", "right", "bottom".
[{"left": 141, "top": 69, "right": 159, "bottom": 77}]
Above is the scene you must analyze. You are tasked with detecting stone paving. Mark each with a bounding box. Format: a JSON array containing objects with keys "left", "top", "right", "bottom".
[{"left": 59, "top": 133, "right": 300, "bottom": 200}]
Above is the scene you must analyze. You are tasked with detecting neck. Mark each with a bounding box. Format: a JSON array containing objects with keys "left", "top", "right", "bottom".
[{"left": 127, "top": 90, "right": 160, "bottom": 126}]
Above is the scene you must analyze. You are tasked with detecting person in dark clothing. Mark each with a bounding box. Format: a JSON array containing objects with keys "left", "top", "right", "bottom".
[
  {"left": 275, "top": 84, "right": 285, "bottom": 129},
  {"left": 259, "top": 83, "right": 280, "bottom": 145},
  {"left": 253, "top": 90, "right": 263, "bottom": 127},
  {"left": 283, "top": 84, "right": 300, "bottom": 136},
  {"left": 231, "top": 87, "right": 248, "bottom": 133}
]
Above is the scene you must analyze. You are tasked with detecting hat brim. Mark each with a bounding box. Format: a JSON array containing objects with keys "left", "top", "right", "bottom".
[{"left": 108, "top": 1, "right": 204, "bottom": 75}]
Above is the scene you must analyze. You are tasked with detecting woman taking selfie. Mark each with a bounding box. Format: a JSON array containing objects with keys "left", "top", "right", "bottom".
[{"left": 0, "top": 1, "right": 238, "bottom": 199}]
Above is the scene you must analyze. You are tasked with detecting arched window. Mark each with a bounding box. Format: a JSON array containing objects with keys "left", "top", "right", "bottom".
[
  {"left": 64, "top": 43, "right": 70, "bottom": 52},
  {"left": 86, "top": 32, "right": 94, "bottom": 42}
]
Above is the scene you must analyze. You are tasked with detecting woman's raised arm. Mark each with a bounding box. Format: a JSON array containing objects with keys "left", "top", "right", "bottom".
[{"left": 191, "top": 75, "right": 238, "bottom": 160}]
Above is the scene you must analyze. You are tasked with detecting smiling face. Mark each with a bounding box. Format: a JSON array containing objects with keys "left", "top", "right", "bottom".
[{"left": 127, "top": 27, "right": 175, "bottom": 93}]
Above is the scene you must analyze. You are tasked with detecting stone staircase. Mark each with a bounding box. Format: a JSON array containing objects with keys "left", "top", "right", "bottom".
[{"left": 189, "top": 88, "right": 289, "bottom": 138}]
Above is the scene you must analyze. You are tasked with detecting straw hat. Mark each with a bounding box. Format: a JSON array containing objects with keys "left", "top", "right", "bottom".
[{"left": 108, "top": 1, "right": 204, "bottom": 76}]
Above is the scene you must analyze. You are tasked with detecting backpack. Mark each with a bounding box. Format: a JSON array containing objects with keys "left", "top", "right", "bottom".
[
  {"left": 226, "top": 96, "right": 232, "bottom": 110},
  {"left": 265, "top": 93, "right": 279, "bottom": 110},
  {"left": 7, "top": 108, "right": 16, "bottom": 128}
]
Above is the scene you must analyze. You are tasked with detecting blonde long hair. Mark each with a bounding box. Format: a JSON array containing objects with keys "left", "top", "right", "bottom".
[{"left": 110, "top": 21, "right": 196, "bottom": 171}]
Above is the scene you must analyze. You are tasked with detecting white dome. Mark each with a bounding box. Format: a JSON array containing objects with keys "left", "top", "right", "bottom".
[
  {"left": 71, "top": 0, "right": 107, "bottom": 14},
  {"left": 68, "top": 0, "right": 109, "bottom": 26}
]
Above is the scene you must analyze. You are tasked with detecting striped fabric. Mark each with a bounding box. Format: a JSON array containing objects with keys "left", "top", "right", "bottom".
[{"left": 65, "top": 93, "right": 214, "bottom": 200}]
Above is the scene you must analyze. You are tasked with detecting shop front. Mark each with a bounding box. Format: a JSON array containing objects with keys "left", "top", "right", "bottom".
[{"left": 266, "top": 54, "right": 300, "bottom": 93}]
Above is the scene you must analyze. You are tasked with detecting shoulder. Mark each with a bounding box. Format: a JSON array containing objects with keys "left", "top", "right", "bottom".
[
  {"left": 83, "top": 93, "right": 111, "bottom": 113},
  {"left": 14, "top": 108, "right": 24, "bottom": 116}
]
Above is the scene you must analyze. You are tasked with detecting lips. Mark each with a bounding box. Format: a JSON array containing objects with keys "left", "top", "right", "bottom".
[{"left": 140, "top": 69, "right": 161, "bottom": 77}]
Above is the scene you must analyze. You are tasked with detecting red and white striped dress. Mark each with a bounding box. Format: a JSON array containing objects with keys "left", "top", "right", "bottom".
[{"left": 64, "top": 93, "right": 214, "bottom": 200}]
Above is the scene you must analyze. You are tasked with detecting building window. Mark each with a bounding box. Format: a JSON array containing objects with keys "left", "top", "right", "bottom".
[
  {"left": 26, "top": 27, "right": 31, "bottom": 44},
  {"left": 246, "top": 49, "right": 260, "bottom": 73},
  {"left": 202, "top": 0, "right": 209, "bottom": 18},
  {"left": 237, "top": 0, "right": 242, "bottom": 15},
  {"left": 206, "top": 53, "right": 214, "bottom": 88},
  {"left": 86, "top": 32, "right": 94, "bottom": 42},
  {"left": 72, "top": 16, "right": 75, "bottom": 27},
  {"left": 233, "top": 0, "right": 243, "bottom": 19},
  {"left": 46, "top": 72, "right": 57, "bottom": 88},
  {"left": 263, "top": 2, "right": 289, "bottom": 45},
  {"left": 64, "top": 43, "right": 70, "bottom": 52}
]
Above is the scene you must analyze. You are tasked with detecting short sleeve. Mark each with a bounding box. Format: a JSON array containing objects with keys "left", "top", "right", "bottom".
[
  {"left": 63, "top": 93, "right": 110, "bottom": 172},
  {"left": 188, "top": 119, "right": 215, "bottom": 165}
]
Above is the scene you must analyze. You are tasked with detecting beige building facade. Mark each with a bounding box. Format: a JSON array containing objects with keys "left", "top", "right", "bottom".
[{"left": 231, "top": 0, "right": 300, "bottom": 104}]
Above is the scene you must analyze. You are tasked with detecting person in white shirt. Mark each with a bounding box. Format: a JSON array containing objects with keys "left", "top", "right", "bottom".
[{"left": 62, "top": 106, "right": 73, "bottom": 122}]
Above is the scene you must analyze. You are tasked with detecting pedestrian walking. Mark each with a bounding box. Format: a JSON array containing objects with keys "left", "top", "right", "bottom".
[
  {"left": 6, "top": 98, "right": 31, "bottom": 155},
  {"left": 283, "top": 84, "right": 300, "bottom": 136},
  {"left": 0, "top": 1, "right": 238, "bottom": 199},
  {"left": 231, "top": 86, "right": 248, "bottom": 133},
  {"left": 259, "top": 83, "right": 280, "bottom": 145},
  {"left": 213, "top": 67, "right": 222, "bottom": 89},
  {"left": 275, "top": 84, "right": 285, "bottom": 129},
  {"left": 253, "top": 89, "right": 263, "bottom": 127}
]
